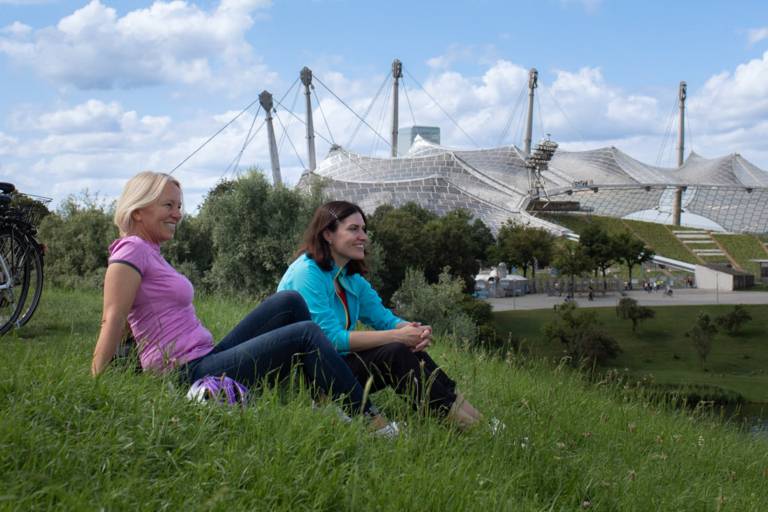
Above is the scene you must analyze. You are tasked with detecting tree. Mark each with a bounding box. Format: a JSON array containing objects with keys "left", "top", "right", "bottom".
[
  {"left": 715, "top": 305, "right": 752, "bottom": 335},
  {"left": 367, "top": 203, "right": 436, "bottom": 303},
  {"left": 37, "top": 192, "right": 117, "bottom": 288},
  {"left": 686, "top": 313, "right": 717, "bottom": 369},
  {"left": 543, "top": 301, "right": 621, "bottom": 365},
  {"left": 613, "top": 231, "right": 654, "bottom": 289},
  {"left": 198, "top": 170, "right": 320, "bottom": 297},
  {"left": 579, "top": 223, "right": 616, "bottom": 291},
  {"left": 615, "top": 297, "right": 656, "bottom": 332},
  {"left": 422, "top": 209, "right": 489, "bottom": 291},
  {"left": 470, "top": 218, "right": 496, "bottom": 267},
  {"left": 552, "top": 242, "right": 593, "bottom": 298},
  {"left": 495, "top": 222, "right": 554, "bottom": 279}
]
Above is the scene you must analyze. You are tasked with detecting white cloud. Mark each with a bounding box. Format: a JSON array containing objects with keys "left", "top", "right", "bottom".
[
  {"left": 688, "top": 51, "right": 768, "bottom": 131},
  {"left": 748, "top": 27, "right": 768, "bottom": 45},
  {"left": 0, "top": 0, "right": 275, "bottom": 91},
  {"left": 0, "top": 22, "right": 32, "bottom": 36}
]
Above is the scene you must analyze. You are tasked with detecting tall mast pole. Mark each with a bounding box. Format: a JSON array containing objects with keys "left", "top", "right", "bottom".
[
  {"left": 677, "top": 81, "right": 686, "bottom": 167},
  {"left": 259, "top": 90, "right": 282, "bottom": 186},
  {"left": 524, "top": 68, "right": 538, "bottom": 156},
  {"left": 301, "top": 67, "right": 317, "bottom": 172},
  {"left": 391, "top": 59, "right": 402, "bottom": 157},
  {"left": 672, "top": 81, "right": 686, "bottom": 226}
]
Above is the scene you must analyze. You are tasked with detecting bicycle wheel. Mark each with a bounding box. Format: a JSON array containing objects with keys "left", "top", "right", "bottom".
[
  {"left": 0, "top": 230, "right": 29, "bottom": 335},
  {"left": 15, "top": 239, "right": 43, "bottom": 327}
]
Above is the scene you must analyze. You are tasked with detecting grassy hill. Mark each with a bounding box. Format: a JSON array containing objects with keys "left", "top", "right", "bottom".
[
  {"left": 540, "top": 213, "right": 767, "bottom": 278},
  {"left": 494, "top": 304, "right": 768, "bottom": 403},
  {"left": 1, "top": 288, "right": 767, "bottom": 510}
]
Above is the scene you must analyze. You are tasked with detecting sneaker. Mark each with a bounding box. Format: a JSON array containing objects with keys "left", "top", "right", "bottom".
[{"left": 373, "top": 421, "right": 400, "bottom": 440}]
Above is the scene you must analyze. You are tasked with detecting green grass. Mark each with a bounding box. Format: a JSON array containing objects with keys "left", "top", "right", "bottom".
[
  {"left": 712, "top": 233, "right": 767, "bottom": 278},
  {"left": 540, "top": 214, "right": 700, "bottom": 264},
  {"left": 622, "top": 220, "right": 699, "bottom": 264},
  {"left": 2, "top": 288, "right": 768, "bottom": 510},
  {"left": 494, "top": 305, "right": 768, "bottom": 403}
]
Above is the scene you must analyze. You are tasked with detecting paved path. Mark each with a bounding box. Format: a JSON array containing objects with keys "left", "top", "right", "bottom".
[{"left": 487, "top": 288, "right": 768, "bottom": 311}]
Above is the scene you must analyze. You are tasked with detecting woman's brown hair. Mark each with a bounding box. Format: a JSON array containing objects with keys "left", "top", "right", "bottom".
[{"left": 297, "top": 200, "right": 368, "bottom": 275}]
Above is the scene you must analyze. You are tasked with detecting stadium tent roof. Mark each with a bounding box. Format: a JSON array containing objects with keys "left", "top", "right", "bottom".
[{"left": 303, "top": 137, "right": 768, "bottom": 234}]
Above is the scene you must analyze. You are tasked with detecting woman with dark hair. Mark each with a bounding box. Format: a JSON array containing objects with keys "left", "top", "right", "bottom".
[
  {"left": 92, "top": 173, "right": 397, "bottom": 437},
  {"left": 278, "top": 200, "right": 484, "bottom": 429}
]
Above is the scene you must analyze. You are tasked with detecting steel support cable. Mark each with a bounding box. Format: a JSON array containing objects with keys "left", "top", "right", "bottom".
[
  {"left": 312, "top": 87, "right": 336, "bottom": 144},
  {"left": 222, "top": 117, "right": 267, "bottom": 178},
  {"left": 273, "top": 98, "right": 334, "bottom": 146},
  {"left": 371, "top": 78, "right": 393, "bottom": 156},
  {"left": 404, "top": 69, "right": 479, "bottom": 148},
  {"left": 343, "top": 74, "right": 389, "bottom": 148},
  {"left": 542, "top": 83, "right": 589, "bottom": 145},
  {"left": 169, "top": 77, "right": 300, "bottom": 175},
  {"left": 226, "top": 78, "right": 300, "bottom": 178},
  {"left": 313, "top": 75, "right": 391, "bottom": 149},
  {"left": 278, "top": 83, "right": 302, "bottom": 153},
  {"left": 274, "top": 111, "right": 306, "bottom": 171},
  {"left": 401, "top": 76, "right": 417, "bottom": 126},
  {"left": 655, "top": 97, "right": 678, "bottom": 167},
  {"left": 231, "top": 104, "right": 263, "bottom": 177},
  {"left": 497, "top": 84, "right": 527, "bottom": 146}
]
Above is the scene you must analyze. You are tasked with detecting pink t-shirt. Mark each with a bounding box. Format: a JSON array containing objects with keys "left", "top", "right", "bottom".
[{"left": 109, "top": 236, "right": 214, "bottom": 372}]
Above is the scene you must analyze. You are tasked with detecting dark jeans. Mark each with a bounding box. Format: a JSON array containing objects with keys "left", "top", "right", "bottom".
[
  {"left": 344, "top": 343, "right": 457, "bottom": 416},
  {"left": 183, "top": 291, "right": 376, "bottom": 416}
]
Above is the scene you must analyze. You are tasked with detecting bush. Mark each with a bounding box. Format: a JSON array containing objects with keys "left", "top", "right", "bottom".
[
  {"left": 615, "top": 297, "right": 656, "bottom": 332},
  {"left": 544, "top": 301, "right": 621, "bottom": 365},
  {"left": 686, "top": 313, "right": 717, "bottom": 369},
  {"left": 392, "top": 267, "right": 477, "bottom": 342},
  {"left": 37, "top": 193, "right": 117, "bottom": 289},
  {"left": 715, "top": 304, "right": 752, "bottom": 335},
  {"left": 197, "top": 170, "right": 322, "bottom": 297}
]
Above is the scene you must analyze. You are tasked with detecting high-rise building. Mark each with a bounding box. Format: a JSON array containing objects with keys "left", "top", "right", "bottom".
[{"left": 397, "top": 126, "right": 440, "bottom": 156}]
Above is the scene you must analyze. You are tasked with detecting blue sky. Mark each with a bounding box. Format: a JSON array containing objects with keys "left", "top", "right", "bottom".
[{"left": 1, "top": 0, "right": 768, "bottom": 210}]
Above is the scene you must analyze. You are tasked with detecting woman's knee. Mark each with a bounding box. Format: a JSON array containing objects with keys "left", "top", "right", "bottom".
[{"left": 275, "top": 290, "right": 310, "bottom": 319}]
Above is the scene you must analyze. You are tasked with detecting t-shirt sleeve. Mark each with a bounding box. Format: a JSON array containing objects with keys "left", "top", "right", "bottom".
[
  {"left": 108, "top": 237, "right": 149, "bottom": 277},
  {"left": 356, "top": 276, "right": 403, "bottom": 331},
  {"left": 280, "top": 261, "right": 351, "bottom": 352}
]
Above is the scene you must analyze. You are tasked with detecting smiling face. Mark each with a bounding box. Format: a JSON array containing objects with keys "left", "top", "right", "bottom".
[
  {"left": 131, "top": 181, "right": 183, "bottom": 244},
  {"left": 324, "top": 212, "right": 368, "bottom": 267}
]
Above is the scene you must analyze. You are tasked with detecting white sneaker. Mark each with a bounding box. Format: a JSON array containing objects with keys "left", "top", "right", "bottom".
[{"left": 373, "top": 421, "right": 400, "bottom": 440}]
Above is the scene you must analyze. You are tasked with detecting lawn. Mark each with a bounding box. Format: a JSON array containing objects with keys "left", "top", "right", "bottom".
[
  {"left": 712, "top": 233, "right": 767, "bottom": 278},
  {"left": 494, "top": 304, "right": 768, "bottom": 403},
  {"left": 1, "top": 288, "right": 767, "bottom": 510}
]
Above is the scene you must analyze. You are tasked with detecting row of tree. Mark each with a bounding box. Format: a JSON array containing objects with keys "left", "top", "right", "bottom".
[{"left": 494, "top": 221, "right": 655, "bottom": 292}]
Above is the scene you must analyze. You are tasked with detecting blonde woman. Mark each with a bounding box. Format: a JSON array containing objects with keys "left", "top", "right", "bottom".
[{"left": 92, "top": 172, "right": 395, "bottom": 434}]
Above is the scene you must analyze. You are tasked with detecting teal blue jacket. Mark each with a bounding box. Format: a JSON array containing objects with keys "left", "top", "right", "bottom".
[{"left": 277, "top": 254, "right": 403, "bottom": 354}]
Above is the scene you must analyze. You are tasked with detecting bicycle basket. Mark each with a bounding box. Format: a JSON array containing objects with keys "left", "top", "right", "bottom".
[{"left": 9, "top": 194, "right": 52, "bottom": 227}]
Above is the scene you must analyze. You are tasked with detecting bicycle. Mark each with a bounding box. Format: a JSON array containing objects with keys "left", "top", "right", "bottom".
[{"left": 0, "top": 182, "right": 50, "bottom": 335}]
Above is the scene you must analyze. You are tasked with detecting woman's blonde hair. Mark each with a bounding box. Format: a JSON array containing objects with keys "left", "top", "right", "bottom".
[{"left": 114, "top": 171, "right": 182, "bottom": 236}]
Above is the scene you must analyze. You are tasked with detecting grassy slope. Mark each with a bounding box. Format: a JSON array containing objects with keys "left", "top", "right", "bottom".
[
  {"left": 494, "top": 305, "right": 768, "bottom": 402},
  {"left": 2, "top": 288, "right": 768, "bottom": 510},
  {"left": 712, "top": 234, "right": 767, "bottom": 276},
  {"left": 540, "top": 214, "right": 700, "bottom": 264}
]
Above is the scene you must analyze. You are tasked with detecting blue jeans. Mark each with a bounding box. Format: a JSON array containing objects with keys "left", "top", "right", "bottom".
[{"left": 183, "top": 291, "right": 375, "bottom": 416}]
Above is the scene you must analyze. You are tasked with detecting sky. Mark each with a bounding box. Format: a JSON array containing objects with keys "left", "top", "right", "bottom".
[{"left": 1, "top": 0, "right": 768, "bottom": 212}]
